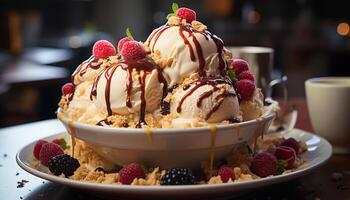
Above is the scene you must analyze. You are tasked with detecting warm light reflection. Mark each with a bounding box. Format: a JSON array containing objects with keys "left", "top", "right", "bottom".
[
  {"left": 248, "top": 11, "right": 260, "bottom": 24},
  {"left": 337, "top": 22, "right": 350, "bottom": 36}
]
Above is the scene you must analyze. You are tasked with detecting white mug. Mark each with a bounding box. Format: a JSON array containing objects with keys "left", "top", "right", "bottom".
[{"left": 305, "top": 77, "right": 350, "bottom": 154}]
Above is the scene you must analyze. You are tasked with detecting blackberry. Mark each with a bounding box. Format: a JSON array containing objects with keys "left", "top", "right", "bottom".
[
  {"left": 160, "top": 168, "right": 196, "bottom": 185},
  {"left": 48, "top": 154, "right": 80, "bottom": 177}
]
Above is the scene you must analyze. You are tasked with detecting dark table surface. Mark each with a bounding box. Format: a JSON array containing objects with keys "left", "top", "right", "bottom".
[{"left": 0, "top": 99, "right": 349, "bottom": 200}]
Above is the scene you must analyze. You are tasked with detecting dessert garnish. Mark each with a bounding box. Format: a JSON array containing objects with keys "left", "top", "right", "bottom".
[
  {"left": 251, "top": 152, "right": 277, "bottom": 177},
  {"left": 160, "top": 168, "right": 196, "bottom": 185},
  {"left": 48, "top": 154, "right": 80, "bottom": 177},
  {"left": 118, "top": 163, "right": 146, "bottom": 185}
]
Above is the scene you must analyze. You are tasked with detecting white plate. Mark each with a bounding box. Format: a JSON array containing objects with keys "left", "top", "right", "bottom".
[{"left": 16, "top": 129, "right": 332, "bottom": 198}]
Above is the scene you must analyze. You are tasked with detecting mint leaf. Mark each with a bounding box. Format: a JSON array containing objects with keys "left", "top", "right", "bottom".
[
  {"left": 166, "top": 13, "right": 175, "bottom": 19},
  {"left": 60, "top": 138, "right": 70, "bottom": 150},
  {"left": 140, "top": 163, "right": 154, "bottom": 174},
  {"left": 172, "top": 2, "right": 179, "bottom": 13},
  {"left": 126, "top": 27, "right": 134, "bottom": 40},
  {"left": 227, "top": 69, "right": 236, "bottom": 81}
]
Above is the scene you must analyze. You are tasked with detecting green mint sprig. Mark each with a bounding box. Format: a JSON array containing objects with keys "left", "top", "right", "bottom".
[
  {"left": 226, "top": 69, "right": 237, "bottom": 82},
  {"left": 126, "top": 27, "right": 134, "bottom": 40},
  {"left": 167, "top": 2, "right": 179, "bottom": 19}
]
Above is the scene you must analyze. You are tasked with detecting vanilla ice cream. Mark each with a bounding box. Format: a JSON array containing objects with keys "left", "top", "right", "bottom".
[
  {"left": 170, "top": 77, "right": 241, "bottom": 127},
  {"left": 93, "top": 62, "right": 164, "bottom": 116},
  {"left": 146, "top": 24, "right": 226, "bottom": 87}
]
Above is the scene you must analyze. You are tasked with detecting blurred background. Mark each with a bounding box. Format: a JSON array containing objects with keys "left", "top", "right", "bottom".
[{"left": 1, "top": 0, "right": 350, "bottom": 127}]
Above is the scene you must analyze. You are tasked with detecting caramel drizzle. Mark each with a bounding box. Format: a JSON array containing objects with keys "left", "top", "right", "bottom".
[{"left": 90, "top": 58, "right": 167, "bottom": 128}]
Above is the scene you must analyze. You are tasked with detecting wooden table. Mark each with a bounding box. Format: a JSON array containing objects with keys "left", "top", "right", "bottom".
[{"left": 0, "top": 99, "right": 349, "bottom": 200}]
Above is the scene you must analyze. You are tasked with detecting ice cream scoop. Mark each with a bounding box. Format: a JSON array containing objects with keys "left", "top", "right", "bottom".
[
  {"left": 170, "top": 77, "right": 241, "bottom": 127},
  {"left": 146, "top": 25, "right": 226, "bottom": 87},
  {"left": 91, "top": 59, "right": 166, "bottom": 127}
]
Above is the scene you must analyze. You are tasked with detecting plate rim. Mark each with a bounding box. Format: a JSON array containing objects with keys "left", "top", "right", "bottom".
[{"left": 16, "top": 128, "right": 332, "bottom": 193}]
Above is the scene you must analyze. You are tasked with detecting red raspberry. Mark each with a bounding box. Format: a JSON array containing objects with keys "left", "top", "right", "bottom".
[
  {"left": 121, "top": 41, "right": 146, "bottom": 61},
  {"left": 39, "top": 143, "right": 64, "bottom": 166},
  {"left": 280, "top": 138, "right": 300, "bottom": 154},
  {"left": 275, "top": 146, "right": 296, "bottom": 169},
  {"left": 92, "top": 40, "right": 116, "bottom": 59},
  {"left": 117, "top": 37, "right": 132, "bottom": 53},
  {"left": 230, "top": 59, "right": 249, "bottom": 75},
  {"left": 251, "top": 152, "right": 277, "bottom": 177},
  {"left": 235, "top": 79, "right": 256, "bottom": 100},
  {"left": 118, "top": 163, "right": 145, "bottom": 184},
  {"left": 176, "top": 7, "right": 196, "bottom": 23},
  {"left": 61, "top": 83, "right": 75, "bottom": 95},
  {"left": 52, "top": 139, "right": 61, "bottom": 146},
  {"left": 218, "top": 166, "right": 235, "bottom": 182},
  {"left": 33, "top": 140, "right": 48, "bottom": 160},
  {"left": 238, "top": 70, "right": 255, "bottom": 82}
]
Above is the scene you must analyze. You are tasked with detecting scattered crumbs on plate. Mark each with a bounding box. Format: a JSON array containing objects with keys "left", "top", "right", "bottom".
[
  {"left": 16, "top": 173, "right": 19, "bottom": 176},
  {"left": 331, "top": 172, "right": 343, "bottom": 182},
  {"left": 42, "top": 181, "right": 45, "bottom": 184},
  {"left": 17, "top": 180, "right": 29, "bottom": 188},
  {"left": 20, "top": 197, "right": 23, "bottom": 200},
  {"left": 3, "top": 154, "right": 8, "bottom": 158}
]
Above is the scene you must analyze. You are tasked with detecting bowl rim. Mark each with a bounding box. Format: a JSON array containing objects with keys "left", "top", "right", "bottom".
[{"left": 58, "top": 109, "right": 276, "bottom": 135}]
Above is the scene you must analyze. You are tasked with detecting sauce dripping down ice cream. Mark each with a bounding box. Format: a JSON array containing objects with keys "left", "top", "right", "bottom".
[{"left": 91, "top": 58, "right": 166, "bottom": 128}]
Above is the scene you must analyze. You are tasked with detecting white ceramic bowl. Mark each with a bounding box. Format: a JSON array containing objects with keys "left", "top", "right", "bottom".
[{"left": 58, "top": 109, "right": 276, "bottom": 169}]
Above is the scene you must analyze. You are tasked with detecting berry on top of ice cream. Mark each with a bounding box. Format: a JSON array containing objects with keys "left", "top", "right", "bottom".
[
  {"left": 61, "top": 83, "right": 75, "bottom": 95},
  {"left": 92, "top": 40, "right": 116, "bottom": 59},
  {"left": 230, "top": 59, "right": 249, "bottom": 75},
  {"left": 176, "top": 7, "right": 197, "bottom": 23},
  {"left": 117, "top": 28, "right": 134, "bottom": 53},
  {"left": 235, "top": 79, "right": 256, "bottom": 100},
  {"left": 238, "top": 71, "right": 255, "bottom": 82},
  {"left": 120, "top": 41, "right": 146, "bottom": 61}
]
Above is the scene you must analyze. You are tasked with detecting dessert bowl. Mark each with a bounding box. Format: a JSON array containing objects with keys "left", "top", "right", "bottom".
[{"left": 58, "top": 106, "right": 276, "bottom": 169}]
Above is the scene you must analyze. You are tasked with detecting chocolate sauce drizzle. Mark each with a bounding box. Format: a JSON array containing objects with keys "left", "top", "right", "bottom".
[
  {"left": 90, "top": 58, "right": 167, "bottom": 128},
  {"left": 176, "top": 77, "right": 233, "bottom": 113},
  {"left": 147, "top": 24, "right": 226, "bottom": 77},
  {"left": 71, "top": 56, "right": 101, "bottom": 83},
  {"left": 96, "top": 119, "right": 112, "bottom": 126}
]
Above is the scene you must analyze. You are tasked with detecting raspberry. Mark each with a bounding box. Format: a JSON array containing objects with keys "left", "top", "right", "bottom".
[
  {"left": 121, "top": 41, "right": 146, "bottom": 61},
  {"left": 235, "top": 79, "right": 256, "bottom": 100},
  {"left": 118, "top": 163, "right": 145, "bottom": 185},
  {"left": 117, "top": 37, "right": 132, "bottom": 53},
  {"left": 92, "top": 40, "right": 116, "bottom": 59},
  {"left": 280, "top": 138, "right": 300, "bottom": 154},
  {"left": 218, "top": 166, "right": 235, "bottom": 183},
  {"left": 48, "top": 154, "right": 80, "bottom": 177},
  {"left": 33, "top": 140, "right": 48, "bottom": 160},
  {"left": 251, "top": 152, "right": 277, "bottom": 177},
  {"left": 275, "top": 146, "right": 296, "bottom": 169},
  {"left": 176, "top": 7, "right": 196, "bottom": 23},
  {"left": 61, "top": 83, "right": 75, "bottom": 95},
  {"left": 160, "top": 168, "right": 196, "bottom": 185},
  {"left": 230, "top": 59, "right": 249, "bottom": 75},
  {"left": 238, "top": 70, "right": 255, "bottom": 82},
  {"left": 39, "top": 143, "right": 64, "bottom": 166},
  {"left": 52, "top": 139, "right": 61, "bottom": 146}
]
